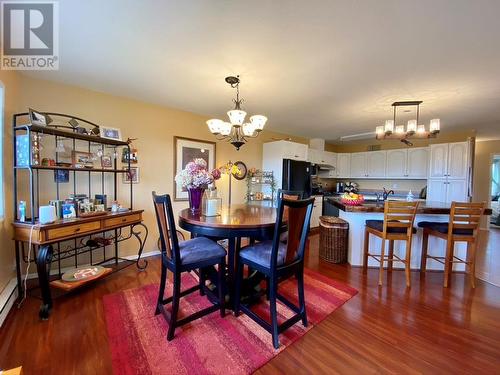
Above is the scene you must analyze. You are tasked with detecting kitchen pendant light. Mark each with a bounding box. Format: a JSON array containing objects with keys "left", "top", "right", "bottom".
[
  {"left": 376, "top": 101, "right": 440, "bottom": 144},
  {"left": 207, "top": 75, "right": 267, "bottom": 150}
]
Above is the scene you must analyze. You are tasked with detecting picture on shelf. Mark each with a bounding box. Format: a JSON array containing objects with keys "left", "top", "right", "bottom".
[
  {"left": 72, "top": 151, "right": 94, "bottom": 169},
  {"left": 123, "top": 166, "right": 140, "bottom": 183},
  {"left": 101, "top": 155, "right": 113, "bottom": 168},
  {"left": 122, "top": 148, "right": 138, "bottom": 164},
  {"left": 29, "top": 108, "right": 47, "bottom": 126},
  {"left": 100, "top": 126, "right": 122, "bottom": 141},
  {"left": 54, "top": 169, "right": 70, "bottom": 183}
]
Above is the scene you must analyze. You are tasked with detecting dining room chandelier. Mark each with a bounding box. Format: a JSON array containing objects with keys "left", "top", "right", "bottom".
[
  {"left": 376, "top": 101, "right": 440, "bottom": 145},
  {"left": 207, "top": 75, "right": 267, "bottom": 150}
]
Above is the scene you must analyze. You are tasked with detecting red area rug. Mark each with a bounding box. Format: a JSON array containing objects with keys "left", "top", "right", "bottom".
[{"left": 103, "top": 268, "right": 357, "bottom": 375}]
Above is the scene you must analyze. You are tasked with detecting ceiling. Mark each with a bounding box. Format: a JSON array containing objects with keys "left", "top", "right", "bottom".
[{"left": 24, "top": 0, "right": 500, "bottom": 141}]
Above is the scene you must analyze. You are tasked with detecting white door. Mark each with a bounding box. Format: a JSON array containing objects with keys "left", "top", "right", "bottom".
[
  {"left": 427, "top": 179, "right": 447, "bottom": 202},
  {"left": 283, "top": 141, "right": 308, "bottom": 161},
  {"left": 429, "top": 143, "right": 449, "bottom": 178},
  {"left": 336, "top": 154, "right": 350, "bottom": 178},
  {"left": 350, "top": 152, "right": 367, "bottom": 178},
  {"left": 366, "top": 151, "right": 386, "bottom": 178},
  {"left": 386, "top": 149, "right": 407, "bottom": 178},
  {"left": 446, "top": 179, "right": 468, "bottom": 203},
  {"left": 407, "top": 147, "right": 428, "bottom": 178},
  {"left": 447, "top": 142, "right": 468, "bottom": 179}
]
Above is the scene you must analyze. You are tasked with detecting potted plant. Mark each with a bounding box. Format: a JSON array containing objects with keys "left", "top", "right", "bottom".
[{"left": 175, "top": 158, "right": 221, "bottom": 212}]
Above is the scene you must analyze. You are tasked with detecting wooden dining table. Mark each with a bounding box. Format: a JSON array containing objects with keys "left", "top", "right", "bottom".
[{"left": 178, "top": 204, "right": 279, "bottom": 309}]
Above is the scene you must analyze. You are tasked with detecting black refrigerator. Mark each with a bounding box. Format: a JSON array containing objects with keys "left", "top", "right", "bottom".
[{"left": 282, "top": 159, "right": 312, "bottom": 198}]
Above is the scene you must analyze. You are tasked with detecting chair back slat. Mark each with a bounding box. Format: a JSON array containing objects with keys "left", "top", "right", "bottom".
[
  {"left": 449, "top": 202, "right": 485, "bottom": 235},
  {"left": 278, "top": 189, "right": 302, "bottom": 222},
  {"left": 383, "top": 201, "right": 419, "bottom": 235},
  {"left": 152, "top": 192, "right": 181, "bottom": 265},
  {"left": 273, "top": 197, "right": 314, "bottom": 267}
]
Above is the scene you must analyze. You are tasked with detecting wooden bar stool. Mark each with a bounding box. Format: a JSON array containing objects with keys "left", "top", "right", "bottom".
[
  {"left": 418, "top": 201, "right": 485, "bottom": 288},
  {"left": 363, "top": 201, "right": 419, "bottom": 287}
]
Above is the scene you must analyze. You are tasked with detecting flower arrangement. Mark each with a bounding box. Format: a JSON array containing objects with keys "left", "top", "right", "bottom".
[{"left": 175, "top": 158, "right": 221, "bottom": 189}]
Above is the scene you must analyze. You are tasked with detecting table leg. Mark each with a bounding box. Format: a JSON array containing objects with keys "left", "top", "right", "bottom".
[
  {"left": 15, "top": 241, "right": 22, "bottom": 302},
  {"left": 36, "top": 245, "right": 53, "bottom": 320},
  {"left": 227, "top": 237, "right": 236, "bottom": 311}
]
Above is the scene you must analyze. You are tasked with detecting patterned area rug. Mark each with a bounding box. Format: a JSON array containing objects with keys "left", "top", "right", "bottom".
[{"left": 103, "top": 268, "right": 357, "bottom": 375}]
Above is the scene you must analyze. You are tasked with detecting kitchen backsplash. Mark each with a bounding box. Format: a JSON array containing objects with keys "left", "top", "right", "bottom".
[{"left": 318, "top": 178, "right": 427, "bottom": 193}]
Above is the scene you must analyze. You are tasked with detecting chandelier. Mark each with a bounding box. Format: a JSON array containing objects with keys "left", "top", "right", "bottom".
[
  {"left": 376, "top": 101, "right": 440, "bottom": 146},
  {"left": 207, "top": 75, "right": 267, "bottom": 150}
]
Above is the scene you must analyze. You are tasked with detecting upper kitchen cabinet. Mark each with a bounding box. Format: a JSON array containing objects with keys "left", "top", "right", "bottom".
[
  {"left": 366, "top": 150, "right": 387, "bottom": 177},
  {"left": 307, "top": 148, "right": 321, "bottom": 164},
  {"left": 429, "top": 142, "right": 468, "bottom": 179},
  {"left": 336, "top": 153, "right": 350, "bottom": 178},
  {"left": 265, "top": 140, "right": 308, "bottom": 162},
  {"left": 350, "top": 152, "right": 367, "bottom": 178},
  {"left": 407, "top": 147, "right": 428, "bottom": 178},
  {"left": 308, "top": 149, "right": 336, "bottom": 167},
  {"left": 386, "top": 147, "right": 428, "bottom": 179}
]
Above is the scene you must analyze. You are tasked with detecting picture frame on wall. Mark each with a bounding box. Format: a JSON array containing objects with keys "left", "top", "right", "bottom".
[
  {"left": 123, "top": 166, "right": 140, "bottom": 184},
  {"left": 174, "top": 136, "right": 216, "bottom": 201}
]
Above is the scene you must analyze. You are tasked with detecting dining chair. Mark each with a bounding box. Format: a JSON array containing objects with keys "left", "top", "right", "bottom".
[
  {"left": 152, "top": 192, "right": 226, "bottom": 341},
  {"left": 234, "top": 197, "right": 314, "bottom": 349},
  {"left": 363, "top": 201, "right": 419, "bottom": 287},
  {"left": 418, "top": 201, "right": 485, "bottom": 288}
]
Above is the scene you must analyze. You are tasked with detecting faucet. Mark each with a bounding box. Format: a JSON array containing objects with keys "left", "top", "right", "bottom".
[{"left": 382, "top": 187, "right": 395, "bottom": 201}]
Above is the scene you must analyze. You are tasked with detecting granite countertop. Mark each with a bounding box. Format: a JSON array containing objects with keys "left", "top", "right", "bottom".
[{"left": 327, "top": 197, "right": 493, "bottom": 215}]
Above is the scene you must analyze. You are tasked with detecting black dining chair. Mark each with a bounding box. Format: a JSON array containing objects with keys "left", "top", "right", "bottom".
[
  {"left": 152, "top": 192, "right": 226, "bottom": 341},
  {"left": 277, "top": 189, "right": 304, "bottom": 199},
  {"left": 234, "top": 197, "right": 315, "bottom": 349}
]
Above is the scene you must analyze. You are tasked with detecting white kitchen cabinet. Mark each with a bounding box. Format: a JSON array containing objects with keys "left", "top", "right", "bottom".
[
  {"left": 427, "top": 179, "right": 448, "bottom": 202},
  {"left": 447, "top": 180, "right": 468, "bottom": 202},
  {"left": 429, "top": 143, "right": 449, "bottom": 178},
  {"left": 281, "top": 141, "right": 308, "bottom": 161},
  {"left": 366, "top": 151, "right": 387, "bottom": 178},
  {"left": 447, "top": 142, "right": 469, "bottom": 179},
  {"left": 407, "top": 147, "right": 428, "bottom": 178},
  {"left": 429, "top": 142, "right": 468, "bottom": 179},
  {"left": 307, "top": 148, "right": 321, "bottom": 164},
  {"left": 323, "top": 151, "right": 337, "bottom": 167},
  {"left": 336, "top": 154, "right": 350, "bottom": 178},
  {"left": 386, "top": 149, "right": 407, "bottom": 178},
  {"left": 310, "top": 196, "right": 323, "bottom": 228},
  {"left": 350, "top": 152, "right": 367, "bottom": 178}
]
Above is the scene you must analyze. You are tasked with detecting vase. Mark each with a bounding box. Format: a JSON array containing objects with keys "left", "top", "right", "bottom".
[{"left": 188, "top": 187, "right": 205, "bottom": 212}]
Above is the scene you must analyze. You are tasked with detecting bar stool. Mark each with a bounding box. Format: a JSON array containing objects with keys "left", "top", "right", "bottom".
[
  {"left": 418, "top": 201, "right": 485, "bottom": 288},
  {"left": 363, "top": 201, "right": 419, "bottom": 287}
]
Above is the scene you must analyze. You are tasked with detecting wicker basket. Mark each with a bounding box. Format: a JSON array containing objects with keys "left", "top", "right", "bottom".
[{"left": 319, "top": 216, "right": 349, "bottom": 263}]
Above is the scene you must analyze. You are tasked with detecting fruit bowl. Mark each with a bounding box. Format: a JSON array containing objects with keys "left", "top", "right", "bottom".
[{"left": 341, "top": 197, "right": 365, "bottom": 206}]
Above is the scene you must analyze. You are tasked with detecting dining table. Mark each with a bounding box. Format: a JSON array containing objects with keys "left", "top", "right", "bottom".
[{"left": 178, "top": 204, "right": 279, "bottom": 309}]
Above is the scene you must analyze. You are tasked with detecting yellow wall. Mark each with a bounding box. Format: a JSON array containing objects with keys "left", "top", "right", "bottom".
[
  {"left": 0, "top": 70, "right": 19, "bottom": 294},
  {"left": 0, "top": 74, "right": 307, "bottom": 292}
]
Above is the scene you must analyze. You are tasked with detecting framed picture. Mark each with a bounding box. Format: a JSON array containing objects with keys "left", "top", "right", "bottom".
[
  {"left": 29, "top": 108, "right": 47, "bottom": 126},
  {"left": 54, "top": 169, "right": 70, "bottom": 183},
  {"left": 100, "top": 126, "right": 122, "bottom": 141},
  {"left": 123, "top": 166, "right": 140, "bottom": 184},
  {"left": 122, "top": 148, "right": 138, "bottom": 164},
  {"left": 174, "top": 136, "right": 216, "bottom": 201},
  {"left": 101, "top": 155, "right": 113, "bottom": 168},
  {"left": 72, "top": 151, "right": 94, "bottom": 168}
]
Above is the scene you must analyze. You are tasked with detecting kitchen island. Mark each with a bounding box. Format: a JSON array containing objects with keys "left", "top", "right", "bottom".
[{"left": 327, "top": 197, "right": 491, "bottom": 271}]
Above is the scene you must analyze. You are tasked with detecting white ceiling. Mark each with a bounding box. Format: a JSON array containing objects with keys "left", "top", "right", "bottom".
[{"left": 24, "top": 0, "right": 500, "bottom": 141}]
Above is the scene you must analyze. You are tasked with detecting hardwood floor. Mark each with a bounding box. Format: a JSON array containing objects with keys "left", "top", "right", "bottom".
[{"left": 1, "top": 231, "right": 500, "bottom": 374}]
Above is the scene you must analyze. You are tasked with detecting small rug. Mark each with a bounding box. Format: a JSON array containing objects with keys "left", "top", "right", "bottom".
[{"left": 103, "top": 268, "right": 357, "bottom": 375}]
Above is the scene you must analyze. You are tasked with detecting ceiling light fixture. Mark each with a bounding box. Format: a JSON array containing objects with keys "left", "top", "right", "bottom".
[
  {"left": 376, "top": 101, "right": 440, "bottom": 145},
  {"left": 207, "top": 75, "right": 267, "bottom": 150}
]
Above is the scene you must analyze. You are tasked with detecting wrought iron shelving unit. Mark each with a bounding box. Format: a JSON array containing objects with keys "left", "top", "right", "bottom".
[{"left": 12, "top": 112, "right": 148, "bottom": 319}]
